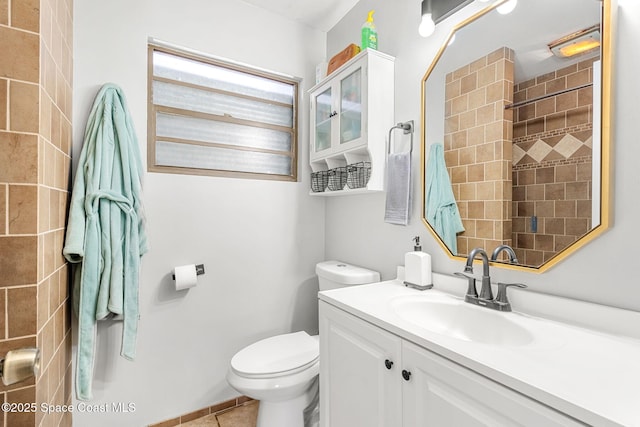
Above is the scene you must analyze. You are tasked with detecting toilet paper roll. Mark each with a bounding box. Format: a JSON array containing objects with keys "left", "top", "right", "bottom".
[{"left": 174, "top": 264, "right": 198, "bottom": 290}]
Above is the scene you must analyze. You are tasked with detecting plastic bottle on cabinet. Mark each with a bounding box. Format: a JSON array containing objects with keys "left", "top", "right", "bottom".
[{"left": 361, "top": 10, "right": 378, "bottom": 50}]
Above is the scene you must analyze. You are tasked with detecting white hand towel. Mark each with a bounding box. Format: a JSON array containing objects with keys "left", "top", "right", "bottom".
[{"left": 384, "top": 152, "right": 412, "bottom": 225}]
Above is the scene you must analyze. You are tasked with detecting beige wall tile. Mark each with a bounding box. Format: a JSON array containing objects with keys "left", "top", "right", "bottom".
[
  {"left": 9, "top": 81, "right": 39, "bottom": 133},
  {"left": 556, "top": 91, "right": 578, "bottom": 112},
  {"left": 476, "top": 104, "right": 495, "bottom": 125},
  {"left": 535, "top": 98, "right": 555, "bottom": 117},
  {"left": 458, "top": 146, "right": 475, "bottom": 166},
  {"left": 458, "top": 183, "right": 475, "bottom": 201},
  {"left": 11, "top": 0, "right": 40, "bottom": 33},
  {"left": 525, "top": 117, "right": 544, "bottom": 135},
  {"left": 48, "top": 271, "right": 60, "bottom": 317},
  {"left": 467, "top": 88, "right": 485, "bottom": 110},
  {"left": 452, "top": 64, "right": 469, "bottom": 81},
  {"left": 566, "top": 181, "right": 589, "bottom": 200},
  {"left": 485, "top": 201, "right": 503, "bottom": 220},
  {"left": 485, "top": 81, "right": 505, "bottom": 103},
  {"left": 526, "top": 83, "right": 545, "bottom": 100},
  {"left": 0, "top": 27, "right": 39, "bottom": 82},
  {"left": 44, "top": 141, "right": 56, "bottom": 187},
  {"left": 0, "top": 79, "right": 6, "bottom": 130},
  {"left": 37, "top": 278, "right": 50, "bottom": 331},
  {"left": 0, "top": 132, "right": 38, "bottom": 184},
  {"left": 545, "top": 218, "right": 565, "bottom": 235},
  {"left": 567, "top": 69, "right": 591, "bottom": 87},
  {"left": 43, "top": 231, "right": 55, "bottom": 278},
  {"left": 458, "top": 110, "right": 476, "bottom": 130},
  {"left": 445, "top": 79, "right": 460, "bottom": 100},
  {"left": 38, "top": 185, "right": 49, "bottom": 233},
  {"left": 467, "top": 164, "right": 485, "bottom": 182},
  {"left": 49, "top": 189, "right": 60, "bottom": 231},
  {"left": 6, "top": 385, "right": 36, "bottom": 426},
  {"left": 451, "top": 94, "right": 468, "bottom": 115},
  {"left": 555, "top": 200, "right": 577, "bottom": 217},
  {"left": 477, "top": 63, "right": 496, "bottom": 88},
  {"left": 8, "top": 184, "right": 37, "bottom": 234},
  {"left": 0, "top": 184, "right": 5, "bottom": 235},
  {"left": 566, "top": 218, "right": 589, "bottom": 236},
  {"left": 0, "top": 236, "right": 37, "bottom": 286},
  {"left": 0, "top": 289, "right": 4, "bottom": 340},
  {"left": 39, "top": 90, "right": 52, "bottom": 141},
  {"left": 0, "top": 0, "right": 7, "bottom": 25},
  {"left": 487, "top": 47, "right": 507, "bottom": 64},
  {"left": 7, "top": 285, "right": 37, "bottom": 337},
  {"left": 566, "top": 106, "right": 590, "bottom": 127},
  {"left": 545, "top": 183, "right": 565, "bottom": 200},
  {"left": 460, "top": 72, "right": 478, "bottom": 95}
]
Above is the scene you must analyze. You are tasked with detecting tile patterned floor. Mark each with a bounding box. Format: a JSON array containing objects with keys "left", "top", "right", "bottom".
[{"left": 180, "top": 401, "right": 259, "bottom": 427}]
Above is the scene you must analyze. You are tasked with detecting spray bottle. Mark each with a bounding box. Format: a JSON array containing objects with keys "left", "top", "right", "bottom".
[{"left": 361, "top": 10, "right": 378, "bottom": 50}]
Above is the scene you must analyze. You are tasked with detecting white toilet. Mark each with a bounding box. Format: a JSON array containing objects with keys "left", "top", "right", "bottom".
[{"left": 226, "top": 260, "right": 380, "bottom": 427}]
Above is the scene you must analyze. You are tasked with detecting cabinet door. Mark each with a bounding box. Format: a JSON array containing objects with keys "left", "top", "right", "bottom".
[
  {"left": 402, "top": 341, "right": 585, "bottom": 427},
  {"left": 311, "top": 85, "right": 334, "bottom": 160},
  {"left": 335, "top": 62, "right": 367, "bottom": 154},
  {"left": 319, "top": 302, "right": 402, "bottom": 427}
]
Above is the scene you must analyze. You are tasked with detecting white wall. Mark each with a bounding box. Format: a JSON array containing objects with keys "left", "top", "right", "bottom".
[
  {"left": 73, "top": 0, "right": 326, "bottom": 425},
  {"left": 325, "top": 0, "right": 640, "bottom": 312}
]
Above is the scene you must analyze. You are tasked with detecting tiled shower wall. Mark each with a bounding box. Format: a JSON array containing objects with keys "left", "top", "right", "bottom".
[
  {"left": 0, "top": 0, "right": 73, "bottom": 426},
  {"left": 511, "top": 58, "right": 595, "bottom": 266},
  {"left": 444, "top": 47, "right": 514, "bottom": 257}
]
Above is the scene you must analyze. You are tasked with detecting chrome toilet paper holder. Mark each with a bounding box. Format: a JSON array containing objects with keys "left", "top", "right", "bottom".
[
  {"left": 172, "top": 264, "right": 205, "bottom": 280},
  {"left": 0, "top": 347, "right": 40, "bottom": 386}
]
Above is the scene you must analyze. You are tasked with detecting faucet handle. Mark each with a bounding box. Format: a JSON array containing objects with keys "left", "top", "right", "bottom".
[
  {"left": 454, "top": 272, "right": 478, "bottom": 299},
  {"left": 495, "top": 283, "right": 527, "bottom": 305}
]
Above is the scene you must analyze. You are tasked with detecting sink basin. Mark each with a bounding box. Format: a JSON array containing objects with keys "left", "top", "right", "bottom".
[{"left": 390, "top": 295, "right": 534, "bottom": 346}]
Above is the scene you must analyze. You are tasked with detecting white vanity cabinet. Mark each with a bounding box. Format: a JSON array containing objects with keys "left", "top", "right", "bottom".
[
  {"left": 320, "top": 301, "right": 585, "bottom": 427},
  {"left": 309, "top": 49, "right": 394, "bottom": 195},
  {"left": 319, "top": 300, "right": 402, "bottom": 427}
]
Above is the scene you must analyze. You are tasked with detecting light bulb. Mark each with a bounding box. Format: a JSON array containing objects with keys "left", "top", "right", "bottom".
[
  {"left": 419, "top": 13, "right": 435, "bottom": 37},
  {"left": 497, "top": 0, "right": 517, "bottom": 14}
]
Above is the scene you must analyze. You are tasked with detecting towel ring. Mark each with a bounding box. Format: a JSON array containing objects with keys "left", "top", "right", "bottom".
[{"left": 388, "top": 120, "right": 414, "bottom": 156}]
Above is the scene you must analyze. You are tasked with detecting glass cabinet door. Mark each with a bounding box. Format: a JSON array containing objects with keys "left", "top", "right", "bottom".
[
  {"left": 314, "top": 87, "right": 332, "bottom": 154},
  {"left": 340, "top": 68, "right": 362, "bottom": 144}
]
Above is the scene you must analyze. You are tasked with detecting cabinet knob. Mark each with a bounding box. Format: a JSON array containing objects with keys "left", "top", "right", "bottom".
[
  {"left": 402, "top": 370, "right": 411, "bottom": 381},
  {"left": 384, "top": 359, "right": 393, "bottom": 370},
  {"left": 329, "top": 111, "right": 338, "bottom": 118}
]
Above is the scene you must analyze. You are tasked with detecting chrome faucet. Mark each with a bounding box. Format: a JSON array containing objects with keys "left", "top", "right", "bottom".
[
  {"left": 455, "top": 246, "right": 527, "bottom": 312},
  {"left": 491, "top": 244, "right": 519, "bottom": 264},
  {"left": 464, "top": 248, "right": 493, "bottom": 300}
]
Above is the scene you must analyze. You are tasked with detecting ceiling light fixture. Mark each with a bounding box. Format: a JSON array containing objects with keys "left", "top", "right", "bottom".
[
  {"left": 419, "top": 0, "right": 474, "bottom": 38},
  {"left": 497, "top": 0, "right": 517, "bottom": 14},
  {"left": 419, "top": 0, "right": 436, "bottom": 37},
  {"left": 548, "top": 25, "right": 601, "bottom": 58}
]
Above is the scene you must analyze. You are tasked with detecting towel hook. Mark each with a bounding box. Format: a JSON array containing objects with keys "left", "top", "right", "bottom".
[{"left": 388, "top": 120, "right": 414, "bottom": 156}]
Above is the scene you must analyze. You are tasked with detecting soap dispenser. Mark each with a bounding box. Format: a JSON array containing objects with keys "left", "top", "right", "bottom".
[{"left": 404, "top": 236, "right": 433, "bottom": 290}]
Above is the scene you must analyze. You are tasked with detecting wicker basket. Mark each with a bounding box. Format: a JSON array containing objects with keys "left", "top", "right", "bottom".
[
  {"left": 311, "top": 171, "right": 329, "bottom": 192},
  {"left": 327, "top": 167, "right": 348, "bottom": 191},
  {"left": 347, "top": 162, "right": 371, "bottom": 189}
]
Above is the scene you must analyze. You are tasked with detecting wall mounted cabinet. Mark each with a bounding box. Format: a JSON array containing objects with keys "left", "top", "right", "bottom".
[
  {"left": 309, "top": 49, "right": 394, "bottom": 195},
  {"left": 319, "top": 301, "right": 584, "bottom": 426}
]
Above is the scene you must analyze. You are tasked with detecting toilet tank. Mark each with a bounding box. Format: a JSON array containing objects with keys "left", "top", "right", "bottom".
[{"left": 316, "top": 260, "right": 380, "bottom": 291}]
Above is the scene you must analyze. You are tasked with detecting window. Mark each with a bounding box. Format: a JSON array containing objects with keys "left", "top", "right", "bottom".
[{"left": 147, "top": 43, "right": 299, "bottom": 181}]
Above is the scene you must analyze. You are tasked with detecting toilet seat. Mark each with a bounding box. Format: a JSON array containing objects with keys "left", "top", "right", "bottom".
[{"left": 231, "top": 331, "right": 319, "bottom": 379}]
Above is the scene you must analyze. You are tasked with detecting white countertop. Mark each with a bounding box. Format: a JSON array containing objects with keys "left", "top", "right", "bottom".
[{"left": 319, "top": 275, "right": 640, "bottom": 427}]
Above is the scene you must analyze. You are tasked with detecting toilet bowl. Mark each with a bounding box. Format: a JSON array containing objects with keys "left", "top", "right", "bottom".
[{"left": 226, "top": 261, "right": 380, "bottom": 427}]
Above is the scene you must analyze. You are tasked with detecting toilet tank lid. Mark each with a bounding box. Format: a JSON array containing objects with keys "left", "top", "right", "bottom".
[{"left": 316, "top": 260, "right": 380, "bottom": 285}]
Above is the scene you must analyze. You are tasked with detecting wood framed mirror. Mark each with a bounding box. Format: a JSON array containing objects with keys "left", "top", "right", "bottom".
[{"left": 421, "top": 0, "right": 614, "bottom": 272}]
